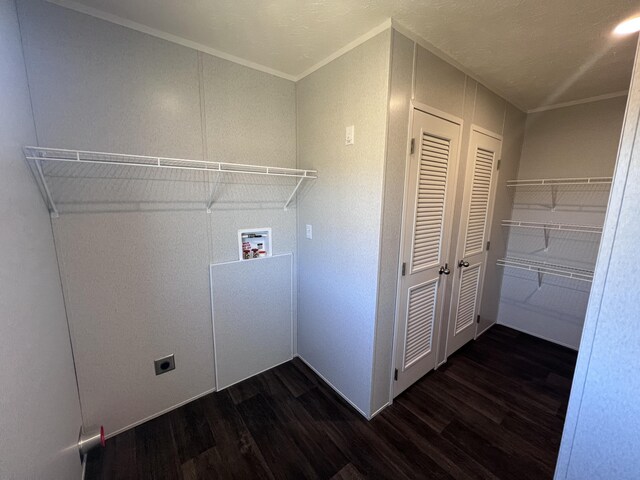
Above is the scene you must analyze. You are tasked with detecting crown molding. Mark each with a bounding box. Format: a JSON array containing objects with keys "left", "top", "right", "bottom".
[
  {"left": 527, "top": 90, "right": 629, "bottom": 113},
  {"left": 47, "top": 0, "right": 298, "bottom": 81},
  {"left": 293, "top": 19, "right": 392, "bottom": 81},
  {"left": 47, "top": 0, "right": 391, "bottom": 83}
]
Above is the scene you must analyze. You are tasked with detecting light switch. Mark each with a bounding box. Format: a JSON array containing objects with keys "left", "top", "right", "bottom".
[
  {"left": 305, "top": 224, "right": 312, "bottom": 239},
  {"left": 345, "top": 125, "right": 354, "bottom": 145}
]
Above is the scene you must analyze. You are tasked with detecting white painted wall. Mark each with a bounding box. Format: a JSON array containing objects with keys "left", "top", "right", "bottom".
[
  {"left": 296, "top": 30, "right": 392, "bottom": 417},
  {"left": 517, "top": 97, "right": 627, "bottom": 179},
  {"left": 555, "top": 38, "right": 639, "bottom": 480},
  {"left": 17, "top": 0, "right": 297, "bottom": 436},
  {"left": 480, "top": 103, "right": 526, "bottom": 331},
  {"left": 0, "top": 0, "right": 83, "bottom": 477},
  {"left": 497, "top": 96, "right": 626, "bottom": 348}
]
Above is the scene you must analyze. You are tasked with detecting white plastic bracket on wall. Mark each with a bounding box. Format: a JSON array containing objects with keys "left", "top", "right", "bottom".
[
  {"left": 284, "top": 177, "right": 305, "bottom": 211},
  {"left": 206, "top": 173, "right": 222, "bottom": 213},
  {"left": 34, "top": 158, "right": 59, "bottom": 218},
  {"left": 543, "top": 226, "right": 550, "bottom": 251}
]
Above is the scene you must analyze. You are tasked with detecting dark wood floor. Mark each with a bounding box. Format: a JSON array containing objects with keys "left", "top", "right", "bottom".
[{"left": 86, "top": 325, "right": 577, "bottom": 480}]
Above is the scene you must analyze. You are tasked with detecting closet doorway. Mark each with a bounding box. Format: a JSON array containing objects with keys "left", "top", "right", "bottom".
[{"left": 393, "top": 108, "right": 506, "bottom": 396}]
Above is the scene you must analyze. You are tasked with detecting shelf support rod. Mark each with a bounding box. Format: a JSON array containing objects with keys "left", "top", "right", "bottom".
[
  {"left": 206, "top": 171, "right": 222, "bottom": 213},
  {"left": 550, "top": 185, "right": 557, "bottom": 211},
  {"left": 537, "top": 269, "right": 543, "bottom": 289},
  {"left": 284, "top": 177, "right": 305, "bottom": 211},
  {"left": 35, "top": 159, "right": 59, "bottom": 218},
  {"left": 543, "top": 226, "right": 550, "bottom": 251}
]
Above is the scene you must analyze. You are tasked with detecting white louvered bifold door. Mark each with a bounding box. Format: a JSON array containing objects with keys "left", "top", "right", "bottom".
[
  {"left": 447, "top": 128, "right": 502, "bottom": 356},
  {"left": 394, "top": 109, "right": 462, "bottom": 397}
]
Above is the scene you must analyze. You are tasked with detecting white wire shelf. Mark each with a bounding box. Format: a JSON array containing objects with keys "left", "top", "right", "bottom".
[
  {"left": 502, "top": 220, "right": 603, "bottom": 234},
  {"left": 506, "top": 177, "right": 612, "bottom": 187},
  {"left": 24, "top": 146, "right": 317, "bottom": 216},
  {"left": 506, "top": 177, "right": 612, "bottom": 210},
  {"left": 497, "top": 256, "right": 594, "bottom": 285}
]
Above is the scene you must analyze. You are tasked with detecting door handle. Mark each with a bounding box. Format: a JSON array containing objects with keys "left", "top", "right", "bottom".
[
  {"left": 439, "top": 264, "right": 450, "bottom": 275},
  {"left": 458, "top": 260, "right": 470, "bottom": 268}
]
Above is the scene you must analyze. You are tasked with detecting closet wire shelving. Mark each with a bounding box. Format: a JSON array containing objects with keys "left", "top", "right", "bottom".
[
  {"left": 497, "top": 257, "right": 594, "bottom": 286},
  {"left": 505, "top": 177, "right": 612, "bottom": 187},
  {"left": 498, "top": 176, "right": 611, "bottom": 285},
  {"left": 506, "top": 176, "right": 612, "bottom": 211},
  {"left": 501, "top": 220, "right": 603, "bottom": 251},
  {"left": 24, "top": 146, "right": 317, "bottom": 216},
  {"left": 501, "top": 220, "right": 603, "bottom": 234}
]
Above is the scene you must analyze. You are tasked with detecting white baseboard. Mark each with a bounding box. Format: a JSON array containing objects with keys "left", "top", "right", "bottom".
[
  {"left": 104, "top": 387, "right": 216, "bottom": 440},
  {"left": 497, "top": 321, "right": 579, "bottom": 350},
  {"left": 216, "top": 356, "right": 293, "bottom": 391},
  {"left": 295, "top": 354, "right": 370, "bottom": 419},
  {"left": 81, "top": 454, "right": 86, "bottom": 480},
  {"left": 369, "top": 402, "right": 390, "bottom": 419},
  {"left": 476, "top": 321, "right": 496, "bottom": 338},
  {"left": 435, "top": 358, "right": 448, "bottom": 369}
]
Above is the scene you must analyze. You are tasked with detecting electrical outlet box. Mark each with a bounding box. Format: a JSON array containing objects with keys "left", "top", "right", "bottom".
[
  {"left": 154, "top": 354, "right": 175, "bottom": 375},
  {"left": 345, "top": 125, "right": 354, "bottom": 145}
]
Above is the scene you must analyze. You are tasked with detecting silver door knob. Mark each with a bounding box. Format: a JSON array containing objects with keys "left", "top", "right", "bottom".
[
  {"left": 458, "top": 260, "right": 470, "bottom": 268},
  {"left": 439, "top": 264, "right": 451, "bottom": 275}
]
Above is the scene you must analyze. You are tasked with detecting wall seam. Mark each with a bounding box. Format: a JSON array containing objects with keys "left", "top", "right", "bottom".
[
  {"left": 15, "top": 0, "right": 87, "bottom": 426},
  {"left": 370, "top": 28, "right": 395, "bottom": 416},
  {"left": 197, "top": 51, "right": 217, "bottom": 389},
  {"left": 294, "top": 76, "right": 300, "bottom": 356},
  {"left": 501, "top": 100, "right": 507, "bottom": 136},
  {"left": 197, "top": 51, "right": 208, "bottom": 162}
]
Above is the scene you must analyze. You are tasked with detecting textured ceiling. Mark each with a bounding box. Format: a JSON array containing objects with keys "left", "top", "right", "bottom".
[{"left": 48, "top": 0, "right": 639, "bottom": 110}]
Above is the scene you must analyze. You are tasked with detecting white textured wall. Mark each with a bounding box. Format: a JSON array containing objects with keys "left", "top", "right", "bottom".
[
  {"left": 555, "top": 39, "right": 639, "bottom": 480},
  {"left": 296, "top": 30, "right": 391, "bottom": 417},
  {"left": 517, "top": 98, "right": 627, "bottom": 179},
  {"left": 17, "top": 0, "right": 297, "bottom": 435},
  {"left": 0, "top": 0, "right": 82, "bottom": 477},
  {"left": 498, "top": 97, "right": 626, "bottom": 348},
  {"left": 480, "top": 104, "right": 527, "bottom": 330}
]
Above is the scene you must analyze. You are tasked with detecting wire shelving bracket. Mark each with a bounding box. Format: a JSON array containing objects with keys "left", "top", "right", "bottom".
[{"left": 24, "top": 146, "right": 317, "bottom": 215}]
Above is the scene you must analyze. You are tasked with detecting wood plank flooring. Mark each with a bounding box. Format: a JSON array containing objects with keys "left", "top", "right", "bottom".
[{"left": 86, "top": 325, "right": 577, "bottom": 479}]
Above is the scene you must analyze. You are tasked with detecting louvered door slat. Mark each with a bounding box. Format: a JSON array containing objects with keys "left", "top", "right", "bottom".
[
  {"left": 454, "top": 264, "right": 481, "bottom": 334},
  {"left": 411, "top": 133, "right": 450, "bottom": 273},
  {"left": 463, "top": 147, "right": 495, "bottom": 256},
  {"left": 403, "top": 280, "right": 438, "bottom": 368}
]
